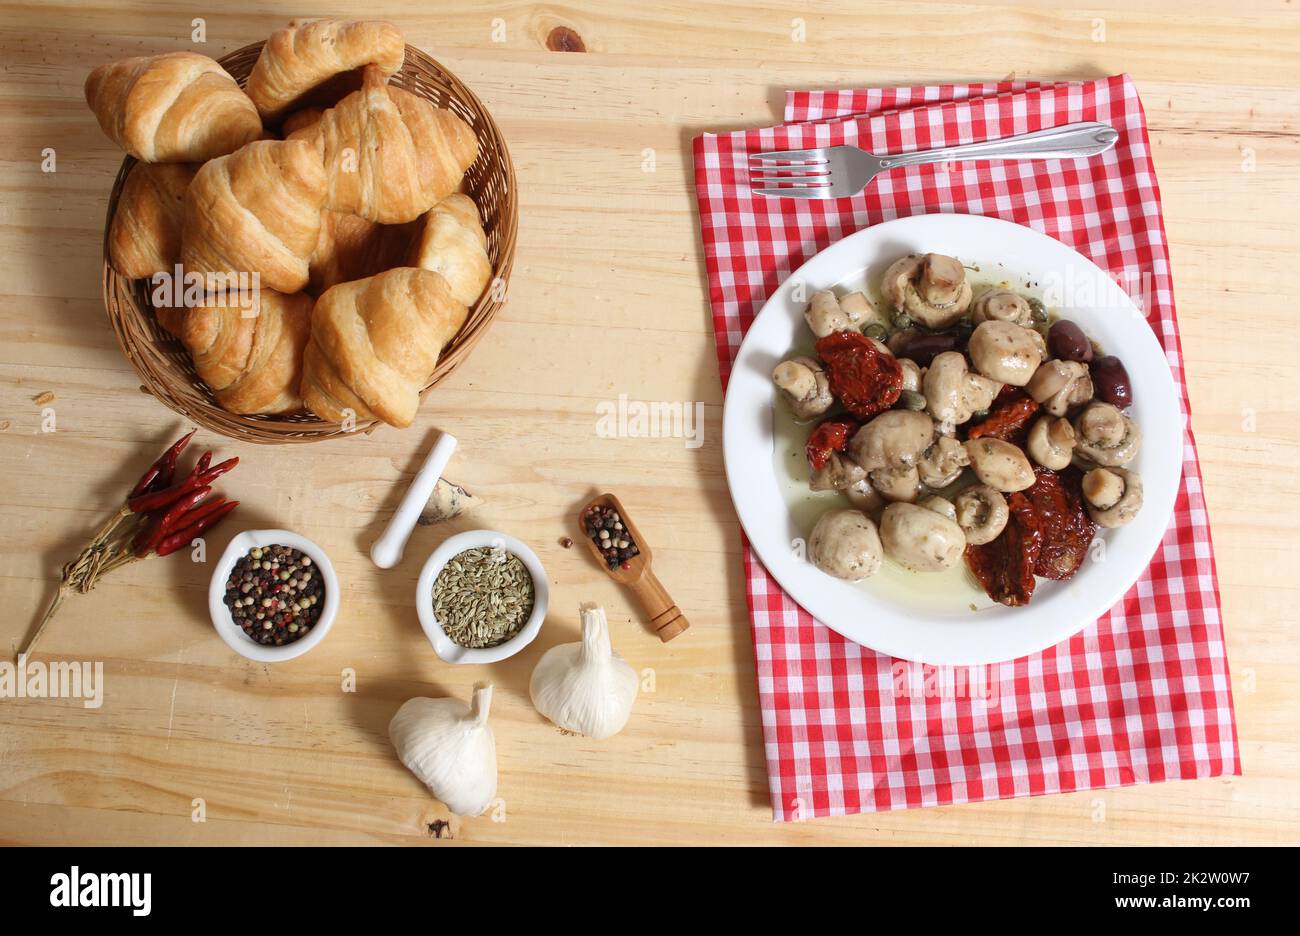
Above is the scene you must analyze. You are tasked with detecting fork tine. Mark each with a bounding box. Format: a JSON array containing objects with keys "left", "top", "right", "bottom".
[
  {"left": 747, "top": 148, "right": 827, "bottom": 164},
  {"left": 750, "top": 185, "right": 837, "bottom": 200},
  {"left": 748, "top": 168, "right": 830, "bottom": 181}
]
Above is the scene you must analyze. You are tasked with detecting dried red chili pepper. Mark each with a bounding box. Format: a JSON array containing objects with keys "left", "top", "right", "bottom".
[
  {"left": 967, "top": 390, "right": 1039, "bottom": 444},
  {"left": 805, "top": 418, "right": 858, "bottom": 471},
  {"left": 196, "top": 456, "right": 238, "bottom": 486},
  {"left": 1023, "top": 467, "right": 1096, "bottom": 581},
  {"left": 158, "top": 485, "right": 212, "bottom": 531},
  {"left": 127, "top": 428, "right": 196, "bottom": 499},
  {"left": 171, "top": 495, "right": 229, "bottom": 530},
  {"left": 965, "top": 492, "right": 1042, "bottom": 607},
  {"left": 132, "top": 486, "right": 213, "bottom": 557},
  {"left": 155, "top": 501, "right": 239, "bottom": 557},
  {"left": 814, "top": 331, "right": 903, "bottom": 420},
  {"left": 129, "top": 475, "right": 202, "bottom": 513},
  {"left": 129, "top": 468, "right": 162, "bottom": 502},
  {"left": 25, "top": 432, "right": 234, "bottom": 658},
  {"left": 128, "top": 457, "right": 238, "bottom": 513},
  {"left": 155, "top": 429, "right": 197, "bottom": 489}
]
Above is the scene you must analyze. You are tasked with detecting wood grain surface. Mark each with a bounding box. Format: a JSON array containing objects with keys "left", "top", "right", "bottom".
[{"left": 0, "top": 0, "right": 1297, "bottom": 845}]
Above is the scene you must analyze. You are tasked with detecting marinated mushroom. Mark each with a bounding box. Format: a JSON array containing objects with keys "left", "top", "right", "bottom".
[
  {"left": 919, "top": 494, "right": 957, "bottom": 523},
  {"left": 881, "top": 253, "right": 973, "bottom": 329},
  {"left": 1026, "top": 359, "right": 1093, "bottom": 416},
  {"left": 879, "top": 502, "right": 967, "bottom": 572},
  {"left": 953, "top": 484, "right": 1009, "bottom": 545},
  {"left": 1073, "top": 401, "right": 1141, "bottom": 467},
  {"left": 772, "top": 356, "right": 833, "bottom": 420},
  {"left": 967, "top": 320, "right": 1044, "bottom": 386},
  {"left": 809, "top": 452, "right": 868, "bottom": 492},
  {"left": 1026, "top": 415, "right": 1076, "bottom": 470},
  {"left": 965, "top": 437, "right": 1035, "bottom": 492},
  {"left": 808, "top": 508, "right": 884, "bottom": 581},
  {"left": 840, "top": 291, "right": 886, "bottom": 332},
  {"left": 847, "top": 410, "right": 935, "bottom": 472},
  {"left": 923, "top": 351, "right": 1001, "bottom": 430},
  {"left": 898, "top": 358, "right": 924, "bottom": 392},
  {"left": 917, "top": 434, "right": 971, "bottom": 488},
  {"left": 805, "top": 289, "right": 886, "bottom": 338},
  {"left": 845, "top": 476, "right": 885, "bottom": 517},
  {"left": 869, "top": 465, "right": 921, "bottom": 503},
  {"left": 970, "top": 289, "right": 1032, "bottom": 326},
  {"left": 1082, "top": 467, "right": 1143, "bottom": 528}
]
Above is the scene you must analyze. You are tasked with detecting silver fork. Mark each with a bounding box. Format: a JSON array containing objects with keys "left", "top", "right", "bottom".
[{"left": 749, "top": 121, "right": 1119, "bottom": 199}]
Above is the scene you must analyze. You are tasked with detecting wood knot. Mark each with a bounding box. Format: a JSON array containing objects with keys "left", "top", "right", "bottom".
[
  {"left": 426, "top": 818, "right": 453, "bottom": 839},
  {"left": 546, "top": 26, "right": 586, "bottom": 52}
]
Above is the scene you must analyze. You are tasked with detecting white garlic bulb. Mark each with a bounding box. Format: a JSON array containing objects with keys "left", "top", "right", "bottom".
[
  {"left": 529, "top": 604, "right": 638, "bottom": 739},
  {"left": 389, "top": 682, "right": 497, "bottom": 816}
]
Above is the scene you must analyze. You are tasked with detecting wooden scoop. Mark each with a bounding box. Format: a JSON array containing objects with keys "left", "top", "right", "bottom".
[{"left": 579, "top": 492, "right": 689, "bottom": 642}]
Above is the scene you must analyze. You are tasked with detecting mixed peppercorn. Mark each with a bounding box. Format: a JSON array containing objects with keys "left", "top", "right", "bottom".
[
  {"left": 583, "top": 504, "right": 639, "bottom": 570},
  {"left": 224, "top": 545, "right": 324, "bottom": 646}
]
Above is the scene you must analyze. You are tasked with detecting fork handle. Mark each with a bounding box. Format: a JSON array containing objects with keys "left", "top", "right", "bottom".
[{"left": 879, "top": 121, "right": 1119, "bottom": 170}]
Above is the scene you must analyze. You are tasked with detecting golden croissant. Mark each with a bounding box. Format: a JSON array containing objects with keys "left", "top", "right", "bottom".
[
  {"left": 181, "top": 140, "right": 327, "bottom": 293},
  {"left": 301, "top": 268, "right": 469, "bottom": 427},
  {"left": 85, "top": 52, "right": 262, "bottom": 162},
  {"left": 108, "top": 163, "right": 198, "bottom": 279},
  {"left": 245, "top": 19, "right": 406, "bottom": 122},
  {"left": 289, "top": 66, "right": 478, "bottom": 224},
  {"left": 160, "top": 290, "right": 313, "bottom": 415},
  {"left": 308, "top": 211, "right": 417, "bottom": 294},
  {"left": 280, "top": 107, "right": 325, "bottom": 138},
  {"left": 409, "top": 194, "right": 491, "bottom": 307}
]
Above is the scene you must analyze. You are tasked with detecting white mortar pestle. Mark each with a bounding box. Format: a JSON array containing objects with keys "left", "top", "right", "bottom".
[{"left": 370, "top": 431, "right": 459, "bottom": 569}]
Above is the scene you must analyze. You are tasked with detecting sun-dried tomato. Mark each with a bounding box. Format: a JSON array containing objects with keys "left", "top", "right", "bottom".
[
  {"left": 967, "top": 390, "right": 1038, "bottom": 445},
  {"left": 815, "top": 331, "right": 903, "bottom": 420},
  {"left": 989, "top": 383, "right": 1021, "bottom": 408},
  {"left": 1023, "top": 466, "right": 1096, "bottom": 581},
  {"left": 805, "top": 418, "right": 858, "bottom": 471},
  {"left": 966, "top": 492, "right": 1042, "bottom": 607}
]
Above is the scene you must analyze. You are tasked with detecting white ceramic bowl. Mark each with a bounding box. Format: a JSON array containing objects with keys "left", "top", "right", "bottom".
[
  {"left": 208, "top": 529, "right": 341, "bottom": 662},
  {"left": 723, "top": 213, "right": 1183, "bottom": 665},
  {"left": 416, "top": 530, "right": 549, "bottom": 664}
]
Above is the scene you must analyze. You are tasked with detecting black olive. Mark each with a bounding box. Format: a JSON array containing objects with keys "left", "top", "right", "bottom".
[
  {"left": 1048, "top": 319, "right": 1093, "bottom": 363},
  {"left": 1090, "top": 355, "right": 1133, "bottom": 408}
]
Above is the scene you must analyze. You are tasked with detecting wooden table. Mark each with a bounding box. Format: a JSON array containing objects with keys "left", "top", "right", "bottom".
[{"left": 1, "top": 0, "right": 1297, "bottom": 846}]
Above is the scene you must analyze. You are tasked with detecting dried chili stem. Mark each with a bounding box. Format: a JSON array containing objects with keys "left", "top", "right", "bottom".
[{"left": 18, "top": 505, "right": 143, "bottom": 660}]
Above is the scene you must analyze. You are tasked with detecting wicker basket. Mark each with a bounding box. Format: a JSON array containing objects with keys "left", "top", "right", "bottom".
[{"left": 102, "top": 42, "right": 518, "bottom": 443}]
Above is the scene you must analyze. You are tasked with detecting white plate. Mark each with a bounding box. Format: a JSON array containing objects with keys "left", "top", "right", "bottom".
[{"left": 722, "top": 214, "right": 1182, "bottom": 665}]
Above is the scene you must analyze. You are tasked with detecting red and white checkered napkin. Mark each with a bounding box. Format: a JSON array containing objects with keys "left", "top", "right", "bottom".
[{"left": 692, "top": 76, "right": 1239, "bottom": 821}]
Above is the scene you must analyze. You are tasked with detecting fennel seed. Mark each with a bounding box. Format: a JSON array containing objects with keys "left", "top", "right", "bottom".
[{"left": 433, "top": 547, "right": 534, "bottom": 649}]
